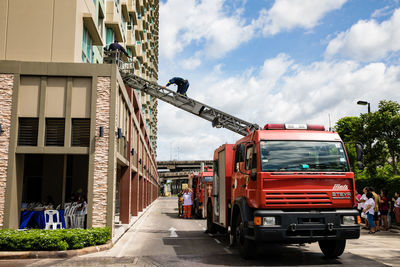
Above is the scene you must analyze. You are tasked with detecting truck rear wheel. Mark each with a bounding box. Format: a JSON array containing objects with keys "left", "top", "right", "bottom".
[
  {"left": 207, "top": 202, "right": 217, "bottom": 234},
  {"left": 318, "top": 240, "right": 346, "bottom": 258},
  {"left": 235, "top": 214, "right": 255, "bottom": 259}
]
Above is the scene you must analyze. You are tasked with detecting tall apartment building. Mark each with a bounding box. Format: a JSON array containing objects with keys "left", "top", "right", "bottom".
[
  {"left": 0, "top": 0, "right": 159, "bottom": 235},
  {"left": 0, "top": 0, "right": 158, "bottom": 153}
]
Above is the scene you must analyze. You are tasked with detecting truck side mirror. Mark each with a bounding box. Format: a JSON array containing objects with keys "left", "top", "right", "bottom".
[{"left": 356, "top": 143, "right": 363, "bottom": 161}]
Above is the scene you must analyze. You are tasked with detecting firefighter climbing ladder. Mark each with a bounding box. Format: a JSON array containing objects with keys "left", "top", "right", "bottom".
[{"left": 120, "top": 69, "right": 260, "bottom": 136}]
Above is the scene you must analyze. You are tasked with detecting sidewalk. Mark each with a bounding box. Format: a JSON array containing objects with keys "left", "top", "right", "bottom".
[{"left": 0, "top": 199, "right": 157, "bottom": 260}]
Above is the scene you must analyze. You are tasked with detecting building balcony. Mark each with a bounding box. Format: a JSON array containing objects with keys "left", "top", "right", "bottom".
[
  {"left": 83, "top": 13, "right": 104, "bottom": 46},
  {"left": 105, "top": 0, "right": 124, "bottom": 42},
  {"left": 121, "top": 0, "right": 129, "bottom": 21}
]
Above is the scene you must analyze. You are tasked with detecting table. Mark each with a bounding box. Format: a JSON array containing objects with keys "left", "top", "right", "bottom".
[{"left": 20, "top": 210, "right": 66, "bottom": 229}]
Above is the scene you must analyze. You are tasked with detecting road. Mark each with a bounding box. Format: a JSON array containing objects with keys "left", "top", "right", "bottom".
[{"left": 2, "top": 197, "right": 400, "bottom": 266}]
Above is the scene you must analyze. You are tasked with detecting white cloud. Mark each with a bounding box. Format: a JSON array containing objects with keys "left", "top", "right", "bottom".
[
  {"left": 371, "top": 6, "right": 392, "bottom": 18},
  {"left": 252, "top": 0, "right": 347, "bottom": 36},
  {"left": 157, "top": 55, "right": 400, "bottom": 160},
  {"left": 325, "top": 8, "right": 400, "bottom": 61},
  {"left": 181, "top": 56, "right": 202, "bottom": 70},
  {"left": 160, "top": 0, "right": 251, "bottom": 61},
  {"left": 159, "top": 0, "right": 347, "bottom": 66}
]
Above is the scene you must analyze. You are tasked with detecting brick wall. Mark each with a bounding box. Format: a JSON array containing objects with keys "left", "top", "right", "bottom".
[
  {"left": 92, "top": 77, "right": 111, "bottom": 227},
  {"left": 0, "top": 74, "right": 14, "bottom": 228}
]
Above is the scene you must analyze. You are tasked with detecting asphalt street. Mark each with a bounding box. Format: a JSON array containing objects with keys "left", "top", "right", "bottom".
[{"left": 2, "top": 197, "right": 400, "bottom": 267}]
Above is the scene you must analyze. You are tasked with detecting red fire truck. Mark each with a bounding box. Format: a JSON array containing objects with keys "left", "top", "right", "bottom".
[
  {"left": 122, "top": 74, "right": 361, "bottom": 259},
  {"left": 206, "top": 124, "right": 361, "bottom": 259},
  {"left": 192, "top": 168, "right": 213, "bottom": 218}
]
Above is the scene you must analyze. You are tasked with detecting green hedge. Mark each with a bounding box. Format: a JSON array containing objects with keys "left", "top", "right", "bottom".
[
  {"left": 0, "top": 227, "right": 110, "bottom": 251},
  {"left": 355, "top": 176, "right": 400, "bottom": 198}
]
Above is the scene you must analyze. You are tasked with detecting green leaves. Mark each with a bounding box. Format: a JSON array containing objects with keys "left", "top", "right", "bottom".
[
  {"left": 0, "top": 227, "right": 110, "bottom": 251},
  {"left": 335, "top": 100, "right": 400, "bottom": 177}
]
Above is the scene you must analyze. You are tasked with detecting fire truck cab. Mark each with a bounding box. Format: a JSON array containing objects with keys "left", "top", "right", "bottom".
[
  {"left": 192, "top": 168, "right": 213, "bottom": 218},
  {"left": 207, "top": 124, "right": 360, "bottom": 259}
]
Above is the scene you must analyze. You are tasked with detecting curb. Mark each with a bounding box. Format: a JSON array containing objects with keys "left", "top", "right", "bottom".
[{"left": 0, "top": 241, "right": 113, "bottom": 260}]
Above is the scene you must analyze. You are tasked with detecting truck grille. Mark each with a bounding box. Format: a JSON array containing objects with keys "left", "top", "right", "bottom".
[{"left": 265, "top": 192, "right": 332, "bottom": 206}]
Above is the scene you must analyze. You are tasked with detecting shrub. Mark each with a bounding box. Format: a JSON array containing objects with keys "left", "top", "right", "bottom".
[{"left": 0, "top": 227, "right": 110, "bottom": 251}]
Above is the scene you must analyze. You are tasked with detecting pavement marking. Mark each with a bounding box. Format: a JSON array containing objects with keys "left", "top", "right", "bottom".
[
  {"left": 224, "top": 247, "right": 233, "bottom": 254},
  {"left": 214, "top": 239, "right": 221, "bottom": 244},
  {"left": 169, "top": 227, "right": 178, "bottom": 237}
]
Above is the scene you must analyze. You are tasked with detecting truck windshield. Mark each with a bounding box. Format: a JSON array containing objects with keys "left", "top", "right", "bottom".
[
  {"left": 202, "top": 176, "right": 213, "bottom": 182},
  {"left": 260, "top": 141, "right": 349, "bottom": 172}
]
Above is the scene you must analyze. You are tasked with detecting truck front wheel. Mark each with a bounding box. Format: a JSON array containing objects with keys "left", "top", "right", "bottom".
[
  {"left": 318, "top": 240, "right": 346, "bottom": 258},
  {"left": 235, "top": 214, "right": 255, "bottom": 259}
]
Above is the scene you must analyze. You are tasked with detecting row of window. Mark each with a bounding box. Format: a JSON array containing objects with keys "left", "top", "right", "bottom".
[
  {"left": 82, "top": 26, "right": 93, "bottom": 63},
  {"left": 18, "top": 118, "right": 90, "bottom": 147}
]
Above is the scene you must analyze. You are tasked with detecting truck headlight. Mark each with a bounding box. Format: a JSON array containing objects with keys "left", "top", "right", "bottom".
[
  {"left": 342, "top": 215, "right": 355, "bottom": 225},
  {"left": 263, "top": 217, "right": 276, "bottom": 226}
]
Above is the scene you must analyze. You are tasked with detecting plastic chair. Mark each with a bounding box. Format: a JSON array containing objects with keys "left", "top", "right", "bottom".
[
  {"left": 66, "top": 203, "right": 79, "bottom": 228},
  {"left": 44, "top": 210, "right": 63, "bottom": 230},
  {"left": 64, "top": 204, "right": 71, "bottom": 228},
  {"left": 75, "top": 205, "right": 87, "bottom": 229}
]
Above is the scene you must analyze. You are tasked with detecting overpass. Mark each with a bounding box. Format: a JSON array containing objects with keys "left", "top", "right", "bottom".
[
  {"left": 158, "top": 160, "right": 212, "bottom": 172},
  {"left": 157, "top": 160, "right": 212, "bottom": 194}
]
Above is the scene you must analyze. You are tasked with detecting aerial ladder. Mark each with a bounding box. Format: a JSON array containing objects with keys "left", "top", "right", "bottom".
[{"left": 120, "top": 70, "right": 259, "bottom": 136}]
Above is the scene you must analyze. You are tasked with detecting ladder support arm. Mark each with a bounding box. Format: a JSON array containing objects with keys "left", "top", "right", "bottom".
[{"left": 121, "top": 71, "right": 259, "bottom": 136}]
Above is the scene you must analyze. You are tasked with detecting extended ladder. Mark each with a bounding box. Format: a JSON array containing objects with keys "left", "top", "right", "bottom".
[{"left": 120, "top": 71, "right": 259, "bottom": 136}]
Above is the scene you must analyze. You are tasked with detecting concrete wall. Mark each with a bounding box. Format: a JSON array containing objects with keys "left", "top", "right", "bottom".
[
  {"left": 92, "top": 76, "right": 111, "bottom": 227},
  {"left": 0, "top": 74, "right": 13, "bottom": 228}
]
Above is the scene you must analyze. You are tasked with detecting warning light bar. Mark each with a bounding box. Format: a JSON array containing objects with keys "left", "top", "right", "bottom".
[{"left": 263, "top": 124, "right": 325, "bottom": 131}]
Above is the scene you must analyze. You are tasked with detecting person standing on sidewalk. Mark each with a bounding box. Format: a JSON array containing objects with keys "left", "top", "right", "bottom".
[
  {"left": 369, "top": 187, "right": 381, "bottom": 231},
  {"left": 359, "top": 187, "right": 369, "bottom": 228},
  {"left": 393, "top": 191, "right": 400, "bottom": 224},
  {"left": 379, "top": 189, "right": 389, "bottom": 230},
  {"left": 363, "top": 191, "right": 376, "bottom": 234},
  {"left": 177, "top": 190, "right": 184, "bottom": 217},
  {"left": 182, "top": 189, "right": 193, "bottom": 219}
]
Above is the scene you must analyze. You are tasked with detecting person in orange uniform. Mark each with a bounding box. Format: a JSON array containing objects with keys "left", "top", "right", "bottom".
[{"left": 182, "top": 189, "right": 193, "bottom": 219}]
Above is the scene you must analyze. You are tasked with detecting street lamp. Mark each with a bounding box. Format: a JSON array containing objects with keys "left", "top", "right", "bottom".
[{"left": 357, "top": 100, "right": 370, "bottom": 113}]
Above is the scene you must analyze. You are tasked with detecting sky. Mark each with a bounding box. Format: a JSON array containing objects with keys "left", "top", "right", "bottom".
[{"left": 156, "top": 0, "right": 400, "bottom": 161}]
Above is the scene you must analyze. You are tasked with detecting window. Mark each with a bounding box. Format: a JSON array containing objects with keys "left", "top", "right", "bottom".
[
  {"left": 98, "top": 13, "right": 104, "bottom": 37},
  {"left": 82, "top": 26, "right": 93, "bottom": 63},
  {"left": 45, "top": 118, "right": 65, "bottom": 146},
  {"left": 106, "top": 27, "right": 114, "bottom": 46},
  {"left": 245, "top": 145, "right": 253, "bottom": 170},
  {"left": 127, "top": 14, "right": 134, "bottom": 30},
  {"left": 260, "top": 141, "right": 349, "bottom": 172},
  {"left": 18, "top": 118, "right": 39, "bottom": 146},
  {"left": 71, "top": 119, "right": 90, "bottom": 147}
]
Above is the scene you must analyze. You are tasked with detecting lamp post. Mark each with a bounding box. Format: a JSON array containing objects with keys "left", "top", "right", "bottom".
[{"left": 357, "top": 100, "right": 370, "bottom": 113}]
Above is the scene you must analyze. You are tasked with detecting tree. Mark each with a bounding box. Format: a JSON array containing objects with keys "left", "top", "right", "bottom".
[
  {"left": 366, "top": 100, "right": 400, "bottom": 175},
  {"left": 334, "top": 116, "right": 364, "bottom": 173},
  {"left": 335, "top": 100, "right": 400, "bottom": 178}
]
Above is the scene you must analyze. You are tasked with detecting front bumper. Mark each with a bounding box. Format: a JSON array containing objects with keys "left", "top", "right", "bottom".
[{"left": 249, "top": 209, "right": 360, "bottom": 243}]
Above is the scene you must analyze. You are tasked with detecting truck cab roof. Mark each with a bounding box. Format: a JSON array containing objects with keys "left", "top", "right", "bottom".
[{"left": 236, "top": 129, "right": 343, "bottom": 144}]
